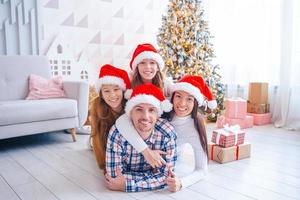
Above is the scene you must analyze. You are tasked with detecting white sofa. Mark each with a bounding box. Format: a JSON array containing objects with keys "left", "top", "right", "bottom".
[{"left": 0, "top": 56, "right": 89, "bottom": 141}]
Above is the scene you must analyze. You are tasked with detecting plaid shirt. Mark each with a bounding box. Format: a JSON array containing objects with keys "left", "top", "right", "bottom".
[{"left": 106, "top": 118, "right": 177, "bottom": 192}]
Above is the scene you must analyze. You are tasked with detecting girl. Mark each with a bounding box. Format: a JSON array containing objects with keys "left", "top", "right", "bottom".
[
  {"left": 129, "top": 43, "right": 165, "bottom": 90},
  {"left": 90, "top": 64, "right": 131, "bottom": 169},
  {"left": 115, "top": 75, "right": 217, "bottom": 191}
]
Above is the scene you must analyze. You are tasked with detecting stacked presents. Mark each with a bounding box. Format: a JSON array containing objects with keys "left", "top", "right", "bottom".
[
  {"left": 208, "top": 125, "right": 251, "bottom": 163},
  {"left": 216, "top": 97, "right": 254, "bottom": 129},
  {"left": 247, "top": 82, "right": 272, "bottom": 125}
]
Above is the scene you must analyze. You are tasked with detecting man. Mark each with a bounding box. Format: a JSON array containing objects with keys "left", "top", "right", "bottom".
[{"left": 105, "top": 84, "right": 177, "bottom": 192}]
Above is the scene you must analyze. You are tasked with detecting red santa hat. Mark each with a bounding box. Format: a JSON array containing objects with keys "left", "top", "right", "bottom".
[
  {"left": 125, "top": 84, "right": 173, "bottom": 116},
  {"left": 171, "top": 75, "right": 217, "bottom": 109},
  {"left": 98, "top": 64, "right": 131, "bottom": 91},
  {"left": 129, "top": 43, "right": 164, "bottom": 72}
]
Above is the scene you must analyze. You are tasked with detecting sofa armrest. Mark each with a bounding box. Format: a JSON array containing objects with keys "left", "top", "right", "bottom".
[{"left": 63, "top": 81, "right": 89, "bottom": 127}]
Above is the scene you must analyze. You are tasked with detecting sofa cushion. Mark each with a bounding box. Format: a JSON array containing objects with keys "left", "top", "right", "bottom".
[
  {"left": 0, "top": 99, "right": 78, "bottom": 126},
  {"left": 26, "top": 74, "right": 66, "bottom": 100}
]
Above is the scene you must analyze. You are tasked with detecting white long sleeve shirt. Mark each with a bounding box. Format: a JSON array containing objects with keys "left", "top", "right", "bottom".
[{"left": 115, "top": 114, "right": 208, "bottom": 188}]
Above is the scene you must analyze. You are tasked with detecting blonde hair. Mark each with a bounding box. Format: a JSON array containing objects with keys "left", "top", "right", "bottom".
[{"left": 89, "top": 92, "right": 126, "bottom": 169}]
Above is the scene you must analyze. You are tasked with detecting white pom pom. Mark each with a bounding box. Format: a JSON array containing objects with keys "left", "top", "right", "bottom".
[
  {"left": 208, "top": 100, "right": 217, "bottom": 109},
  {"left": 161, "top": 99, "right": 173, "bottom": 112},
  {"left": 164, "top": 77, "right": 175, "bottom": 96},
  {"left": 124, "top": 89, "right": 133, "bottom": 100}
]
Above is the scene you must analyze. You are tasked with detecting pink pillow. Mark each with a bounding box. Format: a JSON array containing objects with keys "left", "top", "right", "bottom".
[{"left": 26, "top": 74, "right": 66, "bottom": 100}]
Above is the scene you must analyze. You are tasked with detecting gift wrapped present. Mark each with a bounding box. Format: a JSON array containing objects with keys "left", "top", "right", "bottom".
[
  {"left": 216, "top": 115, "right": 254, "bottom": 129},
  {"left": 248, "top": 82, "right": 268, "bottom": 104},
  {"left": 208, "top": 143, "right": 251, "bottom": 164},
  {"left": 212, "top": 125, "right": 245, "bottom": 148},
  {"left": 225, "top": 98, "right": 247, "bottom": 119},
  {"left": 247, "top": 102, "right": 269, "bottom": 114},
  {"left": 247, "top": 113, "right": 272, "bottom": 125}
]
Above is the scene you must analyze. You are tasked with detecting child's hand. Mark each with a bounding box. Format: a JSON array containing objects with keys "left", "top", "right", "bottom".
[{"left": 165, "top": 167, "right": 182, "bottom": 192}]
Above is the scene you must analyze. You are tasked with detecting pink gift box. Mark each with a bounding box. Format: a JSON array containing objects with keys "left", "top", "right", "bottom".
[
  {"left": 216, "top": 115, "right": 254, "bottom": 129},
  {"left": 247, "top": 113, "right": 272, "bottom": 125},
  {"left": 225, "top": 98, "right": 247, "bottom": 119},
  {"left": 212, "top": 128, "right": 245, "bottom": 148}
]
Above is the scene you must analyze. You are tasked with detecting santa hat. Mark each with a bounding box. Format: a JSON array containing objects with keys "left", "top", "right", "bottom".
[
  {"left": 171, "top": 75, "right": 217, "bottom": 109},
  {"left": 125, "top": 84, "right": 173, "bottom": 116},
  {"left": 98, "top": 64, "right": 131, "bottom": 91},
  {"left": 129, "top": 43, "right": 164, "bottom": 72}
]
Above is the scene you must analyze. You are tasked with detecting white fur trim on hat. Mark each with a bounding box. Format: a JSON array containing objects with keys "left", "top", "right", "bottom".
[
  {"left": 171, "top": 82, "right": 204, "bottom": 106},
  {"left": 161, "top": 99, "right": 173, "bottom": 112},
  {"left": 131, "top": 51, "right": 164, "bottom": 72},
  {"left": 98, "top": 76, "right": 126, "bottom": 91},
  {"left": 124, "top": 89, "right": 133, "bottom": 100},
  {"left": 207, "top": 100, "right": 217, "bottom": 109},
  {"left": 125, "top": 94, "right": 163, "bottom": 116}
]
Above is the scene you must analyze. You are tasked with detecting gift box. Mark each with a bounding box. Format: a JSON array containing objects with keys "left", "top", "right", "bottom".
[
  {"left": 211, "top": 125, "right": 245, "bottom": 148},
  {"left": 247, "top": 113, "right": 272, "bottom": 125},
  {"left": 216, "top": 115, "right": 254, "bottom": 129},
  {"left": 208, "top": 143, "right": 251, "bottom": 164},
  {"left": 247, "top": 102, "right": 269, "bottom": 114},
  {"left": 248, "top": 82, "right": 268, "bottom": 104},
  {"left": 225, "top": 98, "right": 247, "bottom": 119}
]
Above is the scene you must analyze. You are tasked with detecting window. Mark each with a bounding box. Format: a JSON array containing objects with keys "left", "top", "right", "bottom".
[
  {"left": 80, "top": 70, "right": 88, "bottom": 80},
  {"left": 57, "top": 45, "right": 63, "bottom": 54}
]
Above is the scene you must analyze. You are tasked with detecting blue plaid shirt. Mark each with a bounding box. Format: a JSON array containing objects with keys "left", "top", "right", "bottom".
[{"left": 105, "top": 118, "right": 177, "bottom": 192}]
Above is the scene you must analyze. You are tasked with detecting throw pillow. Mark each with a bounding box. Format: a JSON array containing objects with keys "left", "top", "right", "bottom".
[{"left": 26, "top": 74, "right": 66, "bottom": 100}]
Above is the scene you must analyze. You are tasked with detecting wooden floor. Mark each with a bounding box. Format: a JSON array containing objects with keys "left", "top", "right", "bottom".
[{"left": 0, "top": 124, "right": 300, "bottom": 200}]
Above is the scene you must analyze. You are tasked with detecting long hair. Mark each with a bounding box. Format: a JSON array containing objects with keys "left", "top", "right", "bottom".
[
  {"left": 131, "top": 67, "right": 164, "bottom": 90},
  {"left": 163, "top": 93, "right": 209, "bottom": 161},
  {"left": 89, "top": 92, "right": 126, "bottom": 169}
]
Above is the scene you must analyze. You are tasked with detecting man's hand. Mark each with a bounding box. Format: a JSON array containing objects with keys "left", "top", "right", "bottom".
[
  {"left": 105, "top": 168, "right": 126, "bottom": 191},
  {"left": 165, "top": 167, "right": 182, "bottom": 192},
  {"left": 142, "top": 148, "right": 167, "bottom": 168}
]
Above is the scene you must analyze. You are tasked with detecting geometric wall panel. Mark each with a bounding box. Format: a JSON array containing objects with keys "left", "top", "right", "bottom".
[
  {"left": 61, "top": 13, "right": 74, "bottom": 26},
  {"left": 76, "top": 15, "right": 88, "bottom": 28},
  {"left": 114, "top": 7, "right": 124, "bottom": 18},
  {"left": 136, "top": 24, "right": 144, "bottom": 34},
  {"left": 44, "top": 0, "right": 59, "bottom": 9},
  {"left": 114, "top": 34, "right": 124, "bottom": 45},
  {"left": 0, "top": 0, "right": 40, "bottom": 55},
  {"left": 89, "top": 31, "right": 101, "bottom": 44}
]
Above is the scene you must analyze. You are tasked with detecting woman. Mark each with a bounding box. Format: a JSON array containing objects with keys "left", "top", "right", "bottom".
[
  {"left": 90, "top": 64, "right": 131, "bottom": 169},
  {"left": 116, "top": 75, "right": 217, "bottom": 191}
]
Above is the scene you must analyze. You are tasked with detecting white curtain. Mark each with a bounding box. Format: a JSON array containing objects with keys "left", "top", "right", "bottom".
[
  {"left": 273, "top": 0, "right": 300, "bottom": 130},
  {"left": 204, "top": 0, "right": 300, "bottom": 130}
]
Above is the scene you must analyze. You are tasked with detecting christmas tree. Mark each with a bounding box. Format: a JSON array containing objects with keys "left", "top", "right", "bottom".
[{"left": 157, "top": 0, "right": 225, "bottom": 121}]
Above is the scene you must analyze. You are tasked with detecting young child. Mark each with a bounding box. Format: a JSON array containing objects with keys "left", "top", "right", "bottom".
[
  {"left": 129, "top": 43, "right": 165, "bottom": 90},
  {"left": 90, "top": 64, "right": 131, "bottom": 169},
  {"left": 116, "top": 75, "right": 217, "bottom": 191}
]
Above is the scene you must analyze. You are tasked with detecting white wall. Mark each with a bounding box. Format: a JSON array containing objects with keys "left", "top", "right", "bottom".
[
  {"left": 40, "top": 0, "right": 168, "bottom": 84},
  {"left": 1, "top": 0, "right": 169, "bottom": 84}
]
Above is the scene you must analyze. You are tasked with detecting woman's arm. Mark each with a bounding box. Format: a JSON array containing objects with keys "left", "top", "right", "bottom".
[
  {"left": 180, "top": 141, "right": 208, "bottom": 188},
  {"left": 115, "top": 114, "right": 167, "bottom": 168},
  {"left": 115, "top": 114, "right": 147, "bottom": 152}
]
